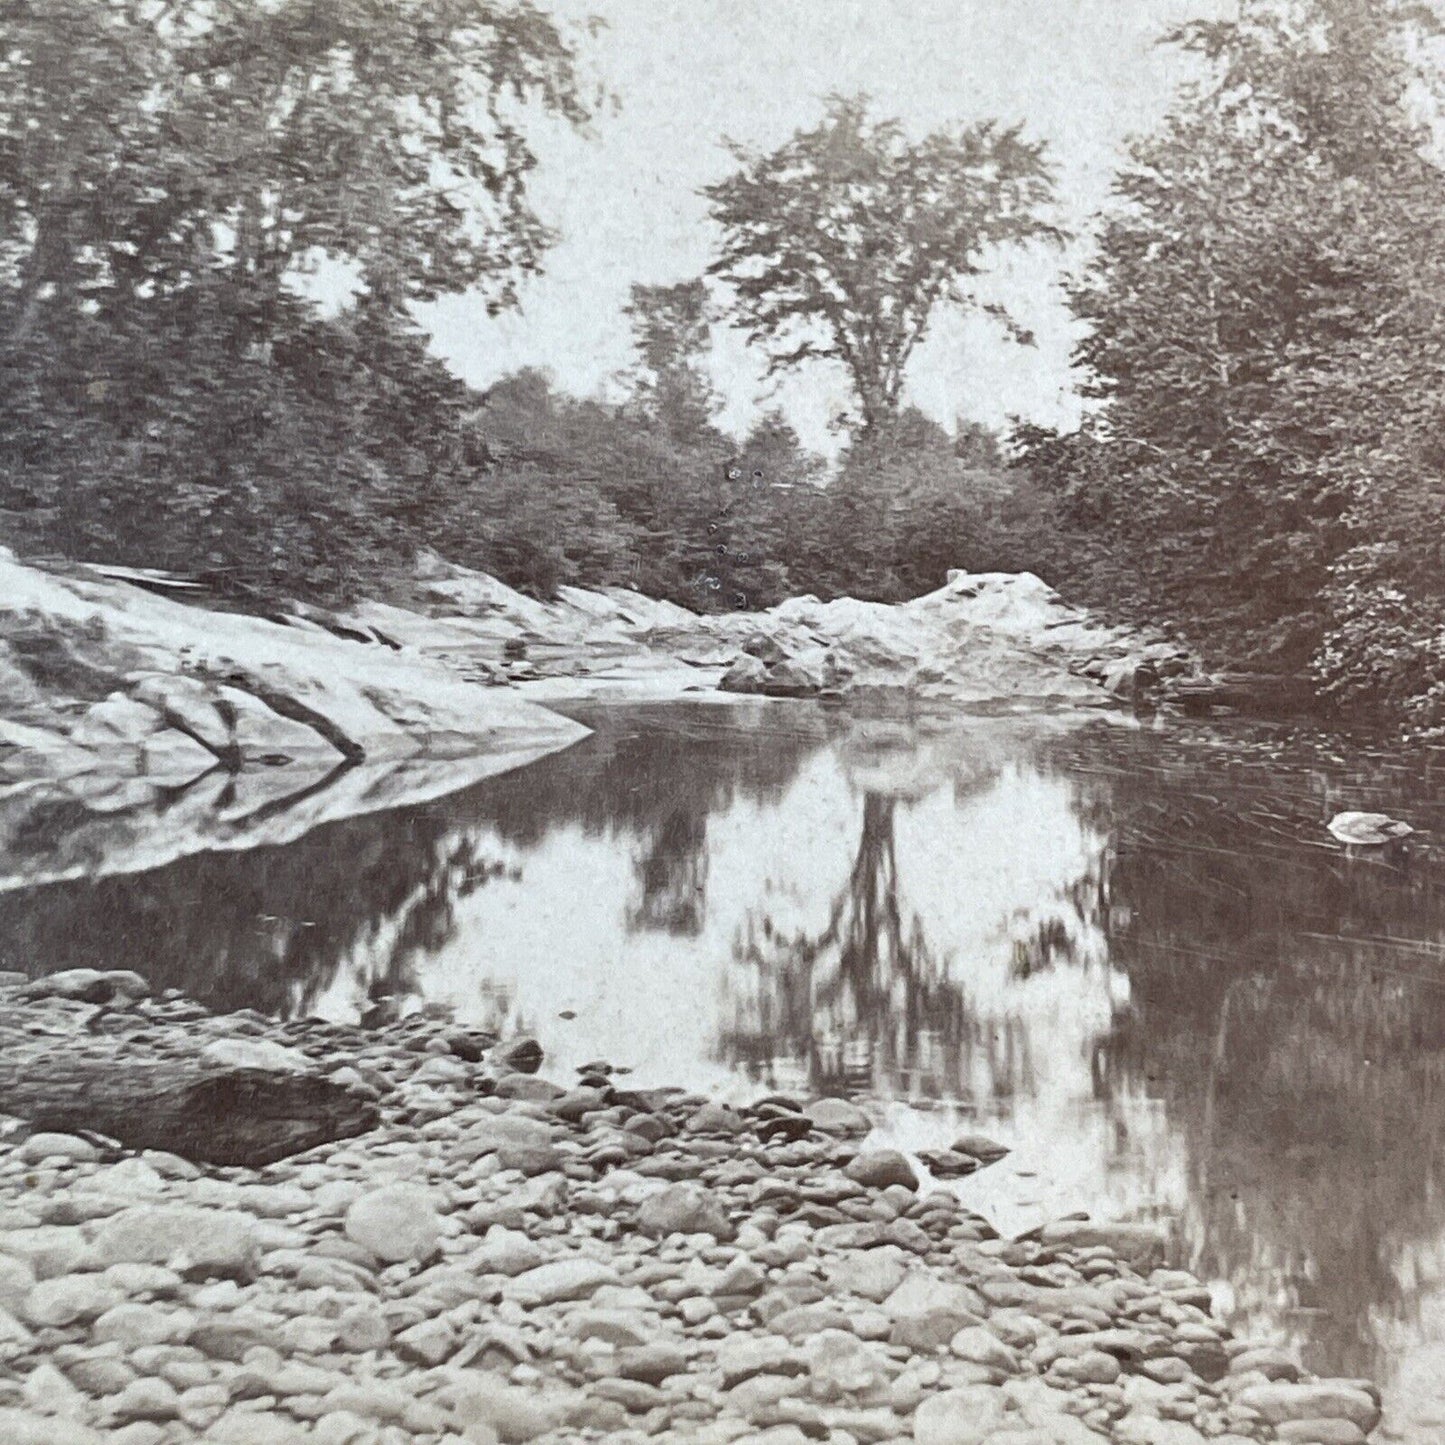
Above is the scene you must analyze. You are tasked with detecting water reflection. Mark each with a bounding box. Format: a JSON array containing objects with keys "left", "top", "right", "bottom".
[{"left": 4, "top": 704, "right": 1445, "bottom": 1413}]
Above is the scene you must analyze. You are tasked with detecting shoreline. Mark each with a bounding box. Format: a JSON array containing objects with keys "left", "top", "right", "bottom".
[{"left": 0, "top": 972, "right": 1381, "bottom": 1444}]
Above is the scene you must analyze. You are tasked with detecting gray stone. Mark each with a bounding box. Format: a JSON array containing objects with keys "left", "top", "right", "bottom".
[
  {"left": 911, "top": 1386, "right": 1007, "bottom": 1444},
  {"left": 950, "top": 1325, "right": 1020, "bottom": 1373},
  {"left": 803, "top": 1098, "right": 872, "bottom": 1136},
  {"left": 637, "top": 1182, "right": 735, "bottom": 1240},
  {"left": 343, "top": 1184, "right": 442, "bottom": 1263},
  {"left": 1229, "top": 1346, "right": 1303, "bottom": 1382},
  {"left": 883, "top": 1271, "right": 985, "bottom": 1323},
  {"left": 91, "top": 1302, "right": 193, "bottom": 1348},
  {"left": 198, "top": 1037, "right": 314, "bottom": 1074},
  {"left": 108, "top": 1377, "right": 182, "bottom": 1423},
  {"left": 508, "top": 1256, "right": 618, "bottom": 1304},
  {"left": 92, "top": 1206, "right": 259, "bottom": 1277},
  {"left": 15, "top": 1132, "right": 100, "bottom": 1164},
  {"left": 21, "top": 1274, "right": 124, "bottom": 1326},
  {"left": 472, "top": 1225, "right": 545, "bottom": 1277},
  {"left": 0, "top": 1409, "right": 106, "bottom": 1445},
  {"left": 1039, "top": 1220, "right": 1169, "bottom": 1268},
  {"left": 439, "top": 1375, "right": 572, "bottom": 1443},
  {"left": 823, "top": 1249, "right": 909, "bottom": 1303},
  {"left": 0, "top": 1252, "right": 36, "bottom": 1313},
  {"left": 1234, "top": 1382, "right": 1380, "bottom": 1433},
  {"left": 845, "top": 1149, "right": 919, "bottom": 1191}
]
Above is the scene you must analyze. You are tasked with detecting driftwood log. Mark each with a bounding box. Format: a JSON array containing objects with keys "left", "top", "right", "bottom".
[
  {"left": 0, "top": 972, "right": 380, "bottom": 1167},
  {"left": 0, "top": 1056, "right": 380, "bottom": 1167}
]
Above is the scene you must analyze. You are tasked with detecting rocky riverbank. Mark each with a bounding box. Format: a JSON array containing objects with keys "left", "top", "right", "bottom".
[{"left": 0, "top": 972, "right": 1382, "bottom": 1444}]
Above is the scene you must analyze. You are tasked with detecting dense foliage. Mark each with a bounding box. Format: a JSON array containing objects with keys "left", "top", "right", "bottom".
[
  {"left": 1015, "top": 0, "right": 1445, "bottom": 727},
  {"left": 9, "top": 0, "right": 1444, "bottom": 732},
  {"left": 0, "top": 0, "right": 587, "bottom": 597}
]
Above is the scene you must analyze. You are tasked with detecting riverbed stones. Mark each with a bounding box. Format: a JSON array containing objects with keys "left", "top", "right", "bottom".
[
  {"left": 342, "top": 1183, "right": 441, "bottom": 1263},
  {"left": 0, "top": 978, "right": 1389, "bottom": 1443},
  {"left": 637, "top": 1181, "right": 735, "bottom": 1240},
  {"left": 1041, "top": 1219, "right": 1171, "bottom": 1269}
]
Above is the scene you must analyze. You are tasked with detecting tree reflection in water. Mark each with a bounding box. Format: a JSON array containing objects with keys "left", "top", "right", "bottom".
[
  {"left": 11, "top": 706, "right": 1445, "bottom": 1393},
  {"left": 719, "top": 783, "right": 1093, "bottom": 1102},
  {"left": 1057, "top": 726, "right": 1445, "bottom": 1384},
  {"left": 627, "top": 807, "right": 709, "bottom": 936}
]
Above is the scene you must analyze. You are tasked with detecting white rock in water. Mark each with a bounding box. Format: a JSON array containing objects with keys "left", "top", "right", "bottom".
[
  {"left": 803, "top": 1097, "right": 872, "bottom": 1136},
  {"left": 199, "top": 1037, "right": 314, "bottom": 1074},
  {"left": 1234, "top": 1381, "right": 1381, "bottom": 1432},
  {"left": 344, "top": 1184, "right": 442, "bottom": 1263},
  {"left": 1327, "top": 811, "right": 1413, "bottom": 845}
]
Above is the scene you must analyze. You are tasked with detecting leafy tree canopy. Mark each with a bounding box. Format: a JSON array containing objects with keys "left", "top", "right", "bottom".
[
  {"left": 1025, "top": 0, "right": 1445, "bottom": 726},
  {"left": 704, "top": 95, "right": 1061, "bottom": 434}
]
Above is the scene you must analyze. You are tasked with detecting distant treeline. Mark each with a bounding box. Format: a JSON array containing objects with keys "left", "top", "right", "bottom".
[{"left": 2, "top": 0, "right": 1443, "bottom": 727}]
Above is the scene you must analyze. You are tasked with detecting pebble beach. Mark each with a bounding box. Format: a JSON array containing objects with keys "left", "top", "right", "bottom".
[{"left": 0, "top": 971, "right": 1383, "bottom": 1445}]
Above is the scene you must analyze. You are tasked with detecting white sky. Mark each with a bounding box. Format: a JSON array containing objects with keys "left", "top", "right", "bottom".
[{"left": 419, "top": 0, "right": 1221, "bottom": 451}]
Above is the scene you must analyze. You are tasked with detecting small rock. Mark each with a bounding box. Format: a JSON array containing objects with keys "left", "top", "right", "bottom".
[
  {"left": 198, "top": 1037, "right": 315, "bottom": 1073},
  {"left": 1234, "top": 1382, "right": 1380, "bottom": 1433},
  {"left": 845, "top": 1149, "right": 918, "bottom": 1191},
  {"left": 344, "top": 1184, "right": 442, "bottom": 1263},
  {"left": 21, "top": 1274, "right": 125, "bottom": 1327},
  {"left": 951, "top": 1133, "right": 1010, "bottom": 1164},
  {"left": 637, "top": 1183, "right": 736, "bottom": 1241},
  {"left": 803, "top": 1098, "right": 872, "bottom": 1136},
  {"left": 912, "top": 1385, "right": 1007, "bottom": 1444},
  {"left": 492, "top": 1037, "right": 544, "bottom": 1074},
  {"left": 0, "top": 1409, "right": 105, "bottom": 1445},
  {"left": 950, "top": 1325, "right": 1019, "bottom": 1373},
  {"left": 91, "top": 1206, "right": 259, "bottom": 1278},
  {"left": 108, "top": 1377, "right": 182, "bottom": 1423},
  {"left": 15, "top": 1133, "right": 100, "bottom": 1164},
  {"left": 509, "top": 1257, "right": 618, "bottom": 1304}
]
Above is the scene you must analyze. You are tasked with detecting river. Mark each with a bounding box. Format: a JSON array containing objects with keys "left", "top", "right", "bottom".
[{"left": 3, "top": 699, "right": 1445, "bottom": 1432}]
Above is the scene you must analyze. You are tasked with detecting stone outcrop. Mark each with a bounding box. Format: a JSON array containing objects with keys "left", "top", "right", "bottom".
[{"left": 0, "top": 550, "right": 589, "bottom": 783}]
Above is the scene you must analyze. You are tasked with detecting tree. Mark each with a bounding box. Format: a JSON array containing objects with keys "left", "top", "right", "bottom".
[
  {"left": 1030, "top": 0, "right": 1445, "bottom": 716},
  {"left": 704, "top": 95, "right": 1059, "bottom": 434},
  {"left": 622, "top": 280, "right": 719, "bottom": 443},
  {"left": 0, "top": 0, "right": 592, "bottom": 598}
]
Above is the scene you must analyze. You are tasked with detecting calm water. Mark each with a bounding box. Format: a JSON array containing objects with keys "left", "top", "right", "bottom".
[{"left": 5, "top": 700, "right": 1445, "bottom": 1422}]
